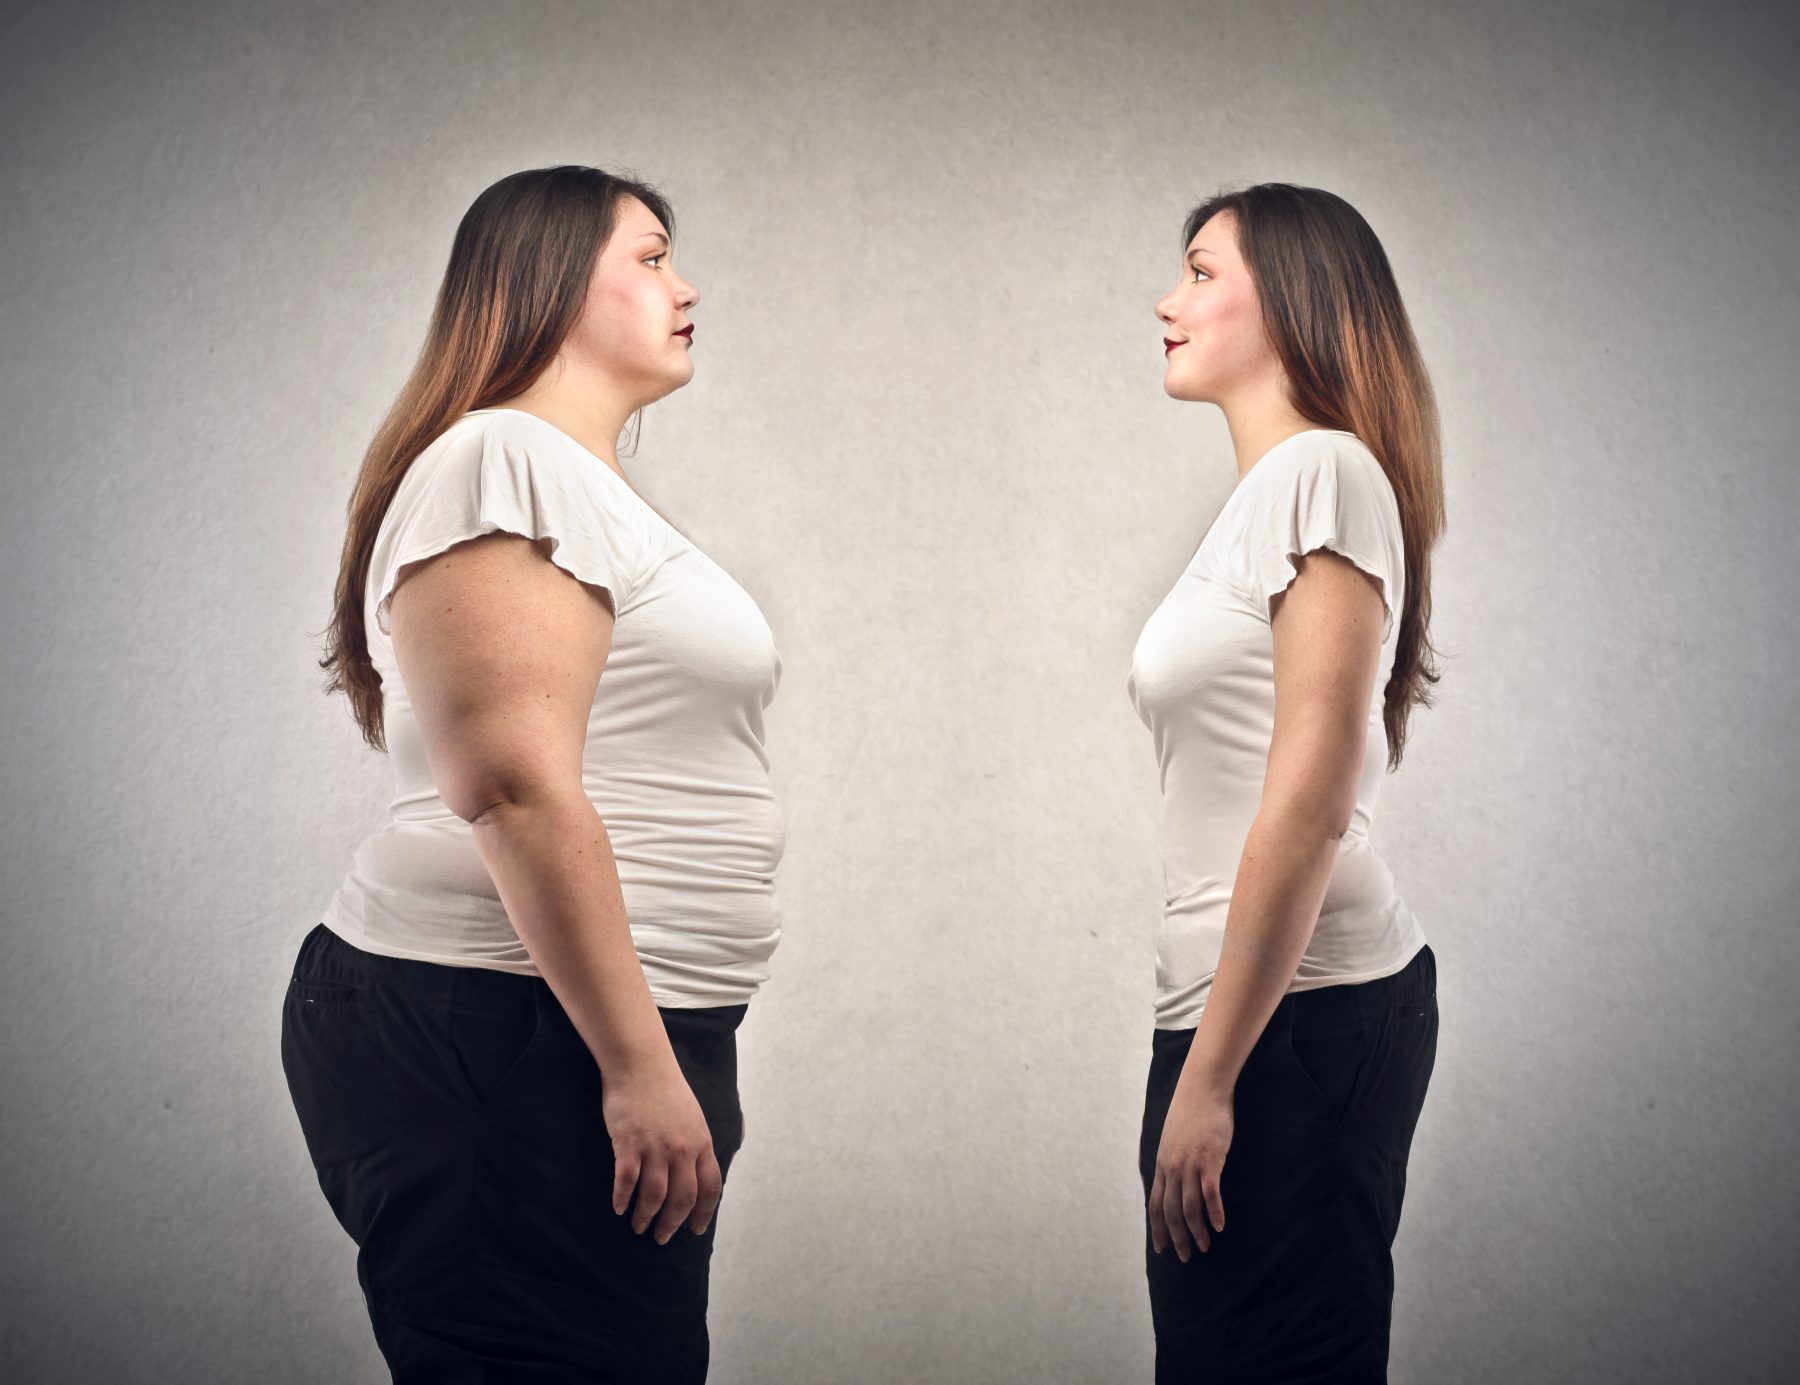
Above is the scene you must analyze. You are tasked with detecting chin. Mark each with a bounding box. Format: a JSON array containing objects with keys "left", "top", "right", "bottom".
[
  {"left": 1162, "top": 372, "right": 1206, "bottom": 404},
  {"left": 641, "top": 367, "right": 693, "bottom": 406}
]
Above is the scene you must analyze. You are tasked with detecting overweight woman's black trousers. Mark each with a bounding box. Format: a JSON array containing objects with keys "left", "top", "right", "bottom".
[
  {"left": 1139, "top": 944, "right": 1439, "bottom": 1383},
  {"left": 280, "top": 923, "right": 747, "bottom": 1384}
]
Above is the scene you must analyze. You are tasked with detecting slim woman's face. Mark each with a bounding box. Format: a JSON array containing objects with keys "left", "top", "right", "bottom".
[
  {"left": 563, "top": 195, "right": 700, "bottom": 407},
  {"left": 1155, "top": 210, "right": 1279, "bottom": 405}
]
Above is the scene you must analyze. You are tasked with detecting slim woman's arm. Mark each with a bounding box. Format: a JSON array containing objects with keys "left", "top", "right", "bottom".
[
  {"left": 389, "top": 530, "right": 721, "bottom": 1244},
  {"left": 1149, "top": 547, "right": 1388, "bottom": 1261}
]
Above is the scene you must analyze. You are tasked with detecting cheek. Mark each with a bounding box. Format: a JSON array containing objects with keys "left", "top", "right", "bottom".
[
  {"left": 600, "top": 277, "right": 653, "bottom": 323},
  {"left": 584, "top": 281, "right": 667, "bottom": 358},
  {"left": 1183, "top": 290, "right": 1265, "bottom": 368}
]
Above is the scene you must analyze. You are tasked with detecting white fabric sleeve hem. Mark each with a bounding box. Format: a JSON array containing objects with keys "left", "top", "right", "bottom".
[
  {"left": 1242, "top": 449, "right": 1400, "bottom": 645},
  {"left": 1252, "top": 539, "right": 1396, "bottom": 645},
  {"left": 374, "top": 523, "right": 618, "bottom": 639},
  {"left": 370, "top": 423, "right": 643, "bottom": 638}
]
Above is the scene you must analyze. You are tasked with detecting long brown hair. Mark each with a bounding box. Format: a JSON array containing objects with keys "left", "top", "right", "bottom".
[
  {"left": 319, "top": 165, "right": 675, "bottom": 752},
  {"left": 1183, "top": 183, "right": 1447, "bottom": 770}
]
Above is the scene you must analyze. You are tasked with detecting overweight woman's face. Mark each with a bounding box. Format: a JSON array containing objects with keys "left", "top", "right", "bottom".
[
  {"left": 563, "top": 195, "right": 701, "bottom": 409},
  {"left": 1154, "top": 209, "right": 1280, "bottom": 407}
]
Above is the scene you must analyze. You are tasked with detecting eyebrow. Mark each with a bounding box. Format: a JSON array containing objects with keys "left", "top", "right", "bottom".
[
  {"left": 637, "top": 231, "right": 670, "bottom": 247},
  {"left": 1187, "top": 246, "right": 1217, "bottom": 260}
]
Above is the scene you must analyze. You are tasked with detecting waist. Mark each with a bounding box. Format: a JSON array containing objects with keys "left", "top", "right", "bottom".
[
  {"left": 343, "top": 816, "right": 783, "bottom": 894},
  {"left": 1163, "top": 833, "right": 1396, "bottom": 917},
  {"left": 293, "top": 922, "right": 752, "bottom": 1033}
]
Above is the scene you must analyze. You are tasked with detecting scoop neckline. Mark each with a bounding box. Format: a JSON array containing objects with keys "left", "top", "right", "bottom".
[{"left": 461, "top": 407, "right": 701, "bottom": 548}]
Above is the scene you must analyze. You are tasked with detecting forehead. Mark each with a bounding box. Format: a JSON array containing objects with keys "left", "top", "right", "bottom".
[
  {"left": 1186, "top": 209, "right": 1239, "bottom": 257},
  {"left": 611, "top": 194, "right": 669, "bottom": 243}
]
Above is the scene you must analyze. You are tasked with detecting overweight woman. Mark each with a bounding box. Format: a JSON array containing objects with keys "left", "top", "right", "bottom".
[
  {"left": 1127, "top": 183, "right": 1447, "bottom": 1382},
  {"left": 285, "top": 166, "right": 784, "bottom": 1382}
]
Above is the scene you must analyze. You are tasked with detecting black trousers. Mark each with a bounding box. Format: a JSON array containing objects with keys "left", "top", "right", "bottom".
[
  {"left": 1139, "top": 944, "right": 1438, "bottom": 1384},
  {"left": 280, "top": 922, "right": 747, "bottom": 1384}
]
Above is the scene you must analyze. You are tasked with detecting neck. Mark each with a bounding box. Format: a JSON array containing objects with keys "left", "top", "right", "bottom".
[
  {"left": 491, "top": 368, "right": 637, "bottom": 477},
  {"left": 1221, "top": 384, "right": 1318, "bottom": 482}
]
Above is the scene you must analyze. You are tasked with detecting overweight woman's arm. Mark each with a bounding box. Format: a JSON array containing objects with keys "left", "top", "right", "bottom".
[
  {"left": 388, "top": 530, "right": 719, "bottom": 1245},
  {"left": 1149, "top": 547, "right": 1389, "bottom": 1261}
]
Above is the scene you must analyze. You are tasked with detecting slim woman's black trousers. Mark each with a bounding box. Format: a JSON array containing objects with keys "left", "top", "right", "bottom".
[{"left": 1139, "top": 944, "right": 1439, "bottom": 1383}]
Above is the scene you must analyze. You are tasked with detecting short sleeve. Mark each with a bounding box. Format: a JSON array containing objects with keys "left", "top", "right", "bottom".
[
  {"left": 371, "top": 418, "right": 646, "bottom": 638},
  {"left": 1239, "top": 441, "right": 1401, "bottom": 644}
]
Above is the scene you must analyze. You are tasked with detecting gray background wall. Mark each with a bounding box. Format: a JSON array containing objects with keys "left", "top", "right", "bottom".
[{"left": 3, "top": 0, "right": 1795, "bottom": 1380}]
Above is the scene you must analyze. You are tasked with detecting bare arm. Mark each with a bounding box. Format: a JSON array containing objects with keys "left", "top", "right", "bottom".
[
  {"left": 388, "top": 531, "right": 720, "bottom": 1241},
  {"left": 1150, "top": 547, "right": 1388, "bottom": 1260}
]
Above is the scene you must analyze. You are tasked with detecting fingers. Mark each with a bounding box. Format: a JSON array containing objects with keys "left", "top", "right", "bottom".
[
  {"left": 1152, "top": 1165, "right": 1226, "bottom": 1261},
  {"left": 1203, "top": 1172, "right": 1226, "bottom": 1236},
  {"left": 618, "top": 1140, "right": 721, "bottom": 1242},
  {"left": 612, "top": 1150, "right": 641, "bottom": 1218},
  {"left": 651, "top": 1153, "right": 699, "bottom": 1245},
  {"left": 629, "top": 1157, "right": 670, "bottom": 1236},
  {"left": 687, "top": 1148, "right": 723, "bottom": 1237},
  {"left": 1161, "top": 1174, "right": 1195, "bottom": 1263},
  {"left": 1181, "top": 1177, "right": 1210, "bottom": 1255}
]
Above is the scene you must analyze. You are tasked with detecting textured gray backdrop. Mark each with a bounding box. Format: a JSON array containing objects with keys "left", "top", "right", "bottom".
[{"left": 3, "top": 1, "right": 1796, "bottom": 1381}]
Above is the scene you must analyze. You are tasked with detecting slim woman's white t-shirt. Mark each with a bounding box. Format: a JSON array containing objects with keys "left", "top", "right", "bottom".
[
  {"left": 320, "top": 409, "right": 786, "bottom": 1008},
  {"left": 1127, "top": 429, "right": 1426, "bottom": 1031}
]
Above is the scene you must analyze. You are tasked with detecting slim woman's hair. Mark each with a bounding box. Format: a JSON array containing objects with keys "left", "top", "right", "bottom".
[
  {"left": 319, "top": 165, "right": 676, "bottom": 751},
  {"left": 1183, "top": 182, "right": 1447, "bottom": 770}
]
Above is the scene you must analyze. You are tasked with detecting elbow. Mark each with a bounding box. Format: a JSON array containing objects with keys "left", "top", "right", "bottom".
[
  {"left": 1258, "top": 790, "right": 1355, "bottom": 844},
  {"left": 464, "top": 793, "right": 522, "bottom": 828},
  {"left": 449, "top": 775, "right": 560, "bottom": 828}
]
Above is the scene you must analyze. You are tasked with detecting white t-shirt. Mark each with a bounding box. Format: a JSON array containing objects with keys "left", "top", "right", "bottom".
[
  {"left": 1127, "top": 429, "right": 1426, "bottom": 1031},
  {"left": 320, "top": 408, "right": 786, "bottom": 1008}
]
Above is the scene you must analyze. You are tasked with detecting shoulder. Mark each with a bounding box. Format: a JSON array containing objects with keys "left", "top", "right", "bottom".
[
  {"left": 418, "top": 409, "right": 597, "bottom": 486},
  {"left": 371, "top": 412, "right": 653, "bottom": 636},
  {"left": 406, "top": 411, "right": 645, "bottom": 529},
  {"left": 1241, "top": 430, "right": 1403, "bottom": 542},
  {"left": 1250, "top": 430, "right": 1392, "bottom": 501},
  {"left": 1229, "top": 429, "right": 1405, "bottom": 640}
]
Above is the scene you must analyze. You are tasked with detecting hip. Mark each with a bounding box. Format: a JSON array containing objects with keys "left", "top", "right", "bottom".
[{"left": 281, "top": 922, "right": 749, "bottom": 1170}]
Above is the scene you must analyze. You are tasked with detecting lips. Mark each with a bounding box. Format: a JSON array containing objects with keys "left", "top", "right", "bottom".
[
  {"left": 1163, "top": 338, "right": 1185, "bottom": 353},
  {"left": 675, "top": 325, "right": 694, "bottom": 341}
]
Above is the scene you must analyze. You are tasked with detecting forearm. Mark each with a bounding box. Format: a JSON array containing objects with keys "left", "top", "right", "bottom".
[
  {"left": 1179, "top": 802, "right": 1344, "bottom": 1098},
  {"left": 470, "top": 789, "right": 678, "bottom": 1081}
]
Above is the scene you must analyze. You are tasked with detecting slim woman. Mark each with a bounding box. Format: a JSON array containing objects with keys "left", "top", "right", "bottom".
[
  {"left": 284, "top": 165, "right": 785, "bottom": 1382},
  {"left": 1128, "top": 183, "right": 1446, "bottom": 1382}
]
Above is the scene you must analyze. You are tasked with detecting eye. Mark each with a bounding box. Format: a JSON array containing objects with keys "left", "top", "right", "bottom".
[
  {"left": 646, "top": 253, "right": 665, "bottom": 268},
  {"left": 1189, "top": 263, "right": 1209, "bottom": 283}
]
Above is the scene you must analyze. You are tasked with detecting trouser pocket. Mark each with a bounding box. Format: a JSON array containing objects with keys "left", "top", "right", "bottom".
[
  {"left": 280, "top": 972, "right": 398, "bottom": 1167},
  {"left": 1282, "top": 991, "right": 1368, "bottom": 1126},
  {"left": 441, "top": 970, "right": 545, "bottom": 1112}
]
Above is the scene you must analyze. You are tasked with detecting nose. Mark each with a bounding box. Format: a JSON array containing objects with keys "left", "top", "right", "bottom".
[
  {"left": 1154, "top": 288, "right": 1177, "bottom": 326},
  {"left": 676, "top": 274, "right": 699, "bottom": 310}
]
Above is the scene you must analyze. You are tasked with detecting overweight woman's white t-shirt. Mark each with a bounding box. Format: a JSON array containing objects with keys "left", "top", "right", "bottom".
[
  {"left": 320, "top": 409, "right": 785, "bottom": 1008},
  {"left": 1127, "top": 429, "right": 1426, "bottom": 1031}
]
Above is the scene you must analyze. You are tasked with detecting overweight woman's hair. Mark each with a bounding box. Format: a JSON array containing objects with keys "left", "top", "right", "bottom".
[
  {"left": 320, "top": 165, "right": 676, "bottom": 752},
  {"left": 1185, "top": 183, "right": 1448, "bottom": 770}
]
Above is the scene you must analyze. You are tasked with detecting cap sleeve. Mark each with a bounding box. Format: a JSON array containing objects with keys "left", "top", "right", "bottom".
[
  {"left": 1240, "top": 440, "right": 1402, "bottom": 644},
  {"left": 371, "top": 419, "right": 646, "bottom": 638}
]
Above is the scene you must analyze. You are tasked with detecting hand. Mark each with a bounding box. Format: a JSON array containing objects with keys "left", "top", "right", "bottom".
[
  {"left": 601, "top": 1061, "right": 722, "bottom": 1244},
  {"left": 1149, "top": 1074, "right": 1233, "bottom": 1262}
]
